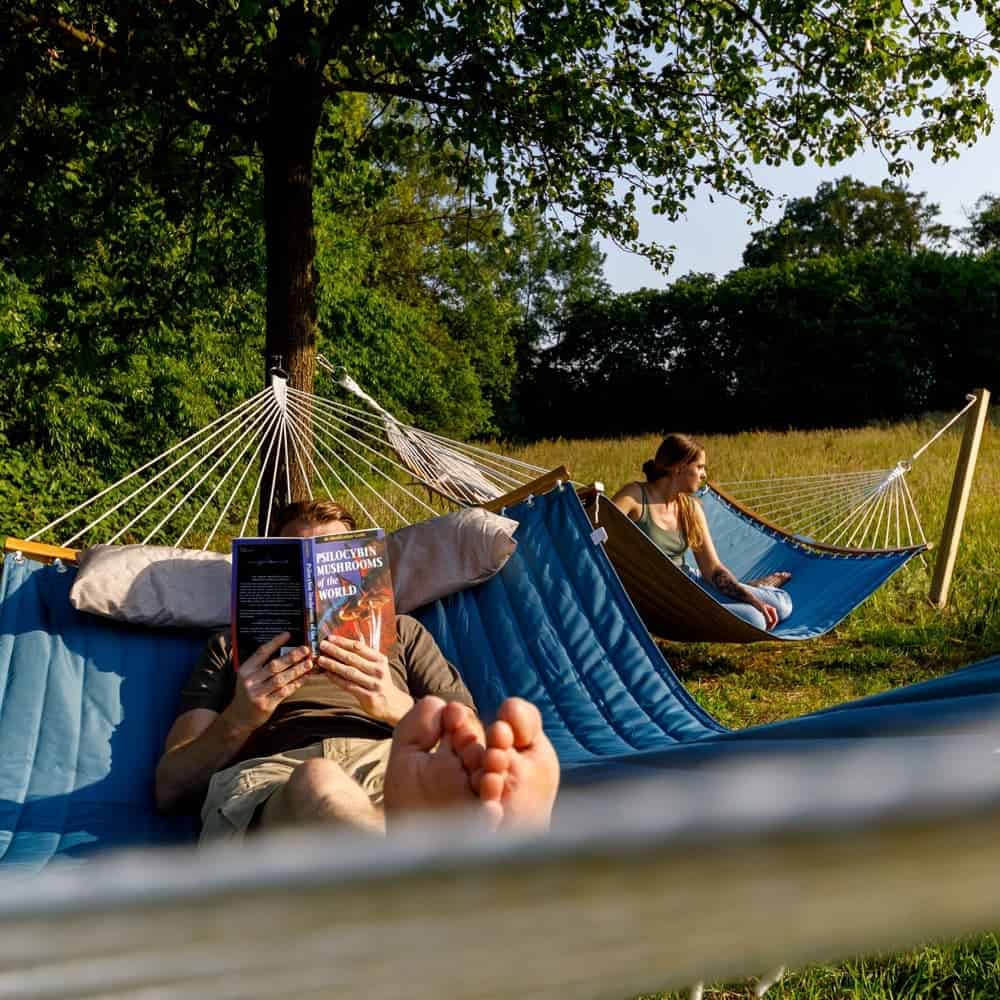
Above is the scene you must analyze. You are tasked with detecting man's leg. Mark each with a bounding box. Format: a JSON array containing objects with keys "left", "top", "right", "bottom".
[{"left": 259, "top": 756, "right": 385, "bottom": 834}]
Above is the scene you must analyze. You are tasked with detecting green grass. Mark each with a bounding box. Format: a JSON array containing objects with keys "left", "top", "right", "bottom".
[{"left": 503, "top": 414, "right": 1000, "bottom": 999}]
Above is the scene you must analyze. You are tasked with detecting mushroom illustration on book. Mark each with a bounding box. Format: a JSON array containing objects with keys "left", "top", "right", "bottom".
[
  {"left": 313, "top": 532, "right": 395, "bottom": 654},
  {"left": 231, "top": 528, "right": 395, "bottom": 667}
]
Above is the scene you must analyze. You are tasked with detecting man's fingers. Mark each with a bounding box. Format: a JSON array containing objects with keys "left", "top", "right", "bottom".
[
  {"left": 322, "top": 635, "right": 381, "bottom": 662},
  {"left": 241, "top": 631, "right": 292, "bottom": 671},
  {"left": 265, "top": 646, "right": 312, "bottom": 675},
  {"left": 315, "top": 656, "right": 379, "bottom": 690}
]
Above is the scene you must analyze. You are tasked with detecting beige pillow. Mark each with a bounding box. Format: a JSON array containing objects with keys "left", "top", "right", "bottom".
[
  {"left": 388, "top": 507, "right": 519, "bottom": 613},
  {"left": 69, "top": 508, "right": 518, "bottom": 627},
  {"left": 70, "top": 544, "right": 232, "bottom": 629}
]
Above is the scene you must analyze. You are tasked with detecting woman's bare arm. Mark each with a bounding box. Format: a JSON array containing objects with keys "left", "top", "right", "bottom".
[{"left": 611, "top": 482, "right": 642, "bottom": 520}]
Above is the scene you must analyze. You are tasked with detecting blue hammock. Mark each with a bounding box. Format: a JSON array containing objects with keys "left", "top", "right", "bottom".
[
  {"left": 583, "top": 486, "right": 927, "bottom": 642},
  {"left": 1, "top": 486, "right": 996, "bottom": 871}
]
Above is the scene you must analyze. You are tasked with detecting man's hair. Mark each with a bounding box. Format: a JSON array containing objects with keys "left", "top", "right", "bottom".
[{"left": 274, "top": 498, "right": 357, "bottom": 535}]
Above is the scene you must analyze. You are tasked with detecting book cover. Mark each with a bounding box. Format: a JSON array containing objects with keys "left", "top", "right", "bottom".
[
  {"left": 230, "top": 529, "right": 395, "bottom": 668},
  {"left": 311, "top": 528, "right": 395, "bottom": 656},
  {"left": 231, "top": 537, "right": 311, "bottom": 668}
]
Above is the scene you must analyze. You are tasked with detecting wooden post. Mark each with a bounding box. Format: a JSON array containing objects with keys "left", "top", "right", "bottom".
[{"left": 929, "top": 387, "right": 991, "bottom": 608}]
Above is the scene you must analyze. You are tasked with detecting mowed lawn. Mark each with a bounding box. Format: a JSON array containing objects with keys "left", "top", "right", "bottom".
[{"left": 505, "top": 412, "right": 1000, "bottom": 999}]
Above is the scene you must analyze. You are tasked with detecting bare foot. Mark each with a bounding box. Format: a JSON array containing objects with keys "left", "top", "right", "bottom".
[
  {"left": 383, "top": 697, "right": 487, "bottom": 826},
  {"left": 474, "top": 698, "right": 560, "bottom": 831},
  {"left": 747, "top": 570, "right": 792, "bottom": 589}
]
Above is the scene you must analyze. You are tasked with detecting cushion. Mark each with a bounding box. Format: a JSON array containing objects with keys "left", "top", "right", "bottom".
[
  {"left": 69, "top": 508, "right": 519, "bottom": 627},
  {"left": 387, "top": 507, "right": 519, "bottom": 613},
  {"left": 70, "top": 544, "right": 232, "bottom": 628}
]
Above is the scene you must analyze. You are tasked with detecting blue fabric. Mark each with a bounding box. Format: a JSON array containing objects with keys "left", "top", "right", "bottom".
[
  {"left": 0, "top": 486, "right": 992, "bottom": 870},
  {"left": 0, "top": 554, "right": 207, "bottom": 872},
  {"left": 413, "top": 487, "right": 1000, "bottom": 778},
  {"left": 681, "top": 487, "right": 924, "bottom": 639}
]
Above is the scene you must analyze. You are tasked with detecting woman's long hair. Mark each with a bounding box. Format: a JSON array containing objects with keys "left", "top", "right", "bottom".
[{"left": 642, "top": 433, "right": 704, "bottom": 550}]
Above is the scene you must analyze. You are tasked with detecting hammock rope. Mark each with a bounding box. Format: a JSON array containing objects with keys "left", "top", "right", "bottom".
[
  {"left": 17, "top": 354, "right": 975, "bottom": 562},
  {"left": 20, "top": 364, "right": 546, "bottom": 552},
  {"left": 713, "top": 395, "right": 977, "bottom": 552}
]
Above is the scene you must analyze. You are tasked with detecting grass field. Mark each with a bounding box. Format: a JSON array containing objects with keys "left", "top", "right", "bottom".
[{"left": 504, "top": 410, "right": 1000, "bottom": 999}]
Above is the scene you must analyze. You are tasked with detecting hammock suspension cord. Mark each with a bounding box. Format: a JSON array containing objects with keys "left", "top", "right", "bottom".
[
  {"left": 24, "top": 363, "right": 549, "bottom": 550},
  {"left": 714, "top": 395, "right": 978, "bottom": 552}
]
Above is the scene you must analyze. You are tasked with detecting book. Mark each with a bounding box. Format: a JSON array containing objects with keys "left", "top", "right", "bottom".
[{"left": 231, "top": 528, "right": 395, "bottom": 668}]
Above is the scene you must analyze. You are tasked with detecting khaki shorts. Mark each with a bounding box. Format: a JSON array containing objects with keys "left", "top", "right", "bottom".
[{"left": 199, "top": 736, "right": 393, "bottom": 844}]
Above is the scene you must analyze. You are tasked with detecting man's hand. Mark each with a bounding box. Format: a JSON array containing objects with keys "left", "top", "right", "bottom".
[
  {"left": 223, "top": 632, "right": 314, "bottom": 733},
  {"left": 316, "top": 634, "right": 414, "bottom": 725}
]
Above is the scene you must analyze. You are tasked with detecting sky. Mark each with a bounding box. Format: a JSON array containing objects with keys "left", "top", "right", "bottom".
[{"left": 600, "top": 84, "right": 1000, "bottom": 293}]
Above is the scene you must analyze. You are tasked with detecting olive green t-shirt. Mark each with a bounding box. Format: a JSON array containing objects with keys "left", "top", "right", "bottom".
[{"left": 178, "top": 615, "right": 475, "bottom": 764}]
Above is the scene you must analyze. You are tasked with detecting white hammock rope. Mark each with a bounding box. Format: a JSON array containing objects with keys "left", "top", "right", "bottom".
[
  {"left": 285, "top": 387, "right": 443, "bottom": 515},
  {"left": 23, "top": 362, "right": 551, "bottom": 551},
  {"left": 714, "top": 395, "right": 977, "bottom": 552},
  {"left": 284, "top": 391, "right": 420, "bottom": 525},
  {"left": 28, "top": 386, "right": 275, "bottom": 546},
  {"left": 20, "top": 359, "right": 973, "bottom": 558},
  {"left": 317, "top": 356, "right": 549, "bottom": 499}
]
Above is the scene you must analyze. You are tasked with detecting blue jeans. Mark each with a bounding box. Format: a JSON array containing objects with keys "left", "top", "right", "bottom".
[{"left": 688, "top": 571, "right": 793, "bottom": 631}]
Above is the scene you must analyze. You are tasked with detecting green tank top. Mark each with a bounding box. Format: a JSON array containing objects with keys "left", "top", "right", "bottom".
[{"left": 635, "top": 485, "right": 688, "bottom": 567}]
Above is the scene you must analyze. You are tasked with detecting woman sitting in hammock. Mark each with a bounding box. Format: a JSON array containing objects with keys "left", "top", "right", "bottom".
[{"left": 612, "top": 433, "right": 793, "bottom": 631}]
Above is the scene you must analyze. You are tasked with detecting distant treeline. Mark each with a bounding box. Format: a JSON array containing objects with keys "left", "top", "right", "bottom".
[{"left": 513, "top": 248, "right": 1000, "bottom": 439}]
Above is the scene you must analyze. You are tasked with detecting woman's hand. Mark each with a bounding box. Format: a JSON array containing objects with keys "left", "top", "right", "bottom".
[
  {"left": 316, "top": 634, "right": 414, "bottom": 725},
  {"left": 757, "top": 601, "right": 779, "bottom": 630}
]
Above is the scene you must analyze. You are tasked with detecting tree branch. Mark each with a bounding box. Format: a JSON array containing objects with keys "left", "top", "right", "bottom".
[{"left": 15, "top": 12, "right": 117, "bottom": 55}]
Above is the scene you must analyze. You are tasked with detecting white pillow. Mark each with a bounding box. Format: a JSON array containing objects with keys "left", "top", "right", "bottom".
[
  {"left": 388, "top": 507, "right": 519, "bottom": 613},
  {"left": 69, "top": 508, "right": 519, "bottom": 627},
  {"left": 70, "top": 544, "right": 232, "bottom": 629}
]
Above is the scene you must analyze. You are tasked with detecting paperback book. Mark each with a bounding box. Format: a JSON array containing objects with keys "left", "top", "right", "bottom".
[{"left": 231, "top": 528, "right": 395, "bottom": 668}]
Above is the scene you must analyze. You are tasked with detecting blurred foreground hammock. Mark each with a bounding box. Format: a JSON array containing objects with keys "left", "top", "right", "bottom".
[{"left": 2, "top": 723, "right": 1000, "bottom": 1000}]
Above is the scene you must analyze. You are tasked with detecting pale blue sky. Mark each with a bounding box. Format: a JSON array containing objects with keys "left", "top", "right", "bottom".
[{"left": 601, "top": 88, "right": 1000, "bottom": 292}]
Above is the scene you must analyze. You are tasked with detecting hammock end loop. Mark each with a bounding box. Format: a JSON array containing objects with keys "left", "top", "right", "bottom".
[
  {"left": 12, "top": 549, "right": 24, "bottom": 564},
  {"left": 53, "top": 557, "right": 67, "bottom": 574}
]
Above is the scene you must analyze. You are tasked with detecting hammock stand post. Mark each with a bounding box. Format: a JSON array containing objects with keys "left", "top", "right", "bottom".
[{"left": 929, "top": 387, "right": 991, "bottom": 608}]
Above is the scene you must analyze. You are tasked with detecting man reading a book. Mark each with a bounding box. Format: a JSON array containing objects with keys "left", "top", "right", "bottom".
[{"left": 155, "top": 499, "right": 559, "bottom": 840}]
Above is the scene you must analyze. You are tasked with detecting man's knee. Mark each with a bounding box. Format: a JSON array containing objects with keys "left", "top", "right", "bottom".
[{"left": 262, "top": 757, "right": 355, "bottom": 824}]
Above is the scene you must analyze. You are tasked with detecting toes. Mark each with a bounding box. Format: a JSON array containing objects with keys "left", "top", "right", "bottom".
[
  {"left": 496, "top": 697, "right": 543, "bottom": 750},
  {"left": 483, "top": 746, "right": 510, "bottom": 776},
  {"left": 479, "top": 770, "right": 505, "bottom": 803},
  {"left": 441, "top": 701, "right": 473, "bottom": 734},
  {"left": 459, "top": 739, "right": 484, "bottom": 776},
  {"left": 393, "top": 696, "right": 447, "bottom": 752},
  {"left": 486, "top": 719, "right": 514, "bottom": 752}
]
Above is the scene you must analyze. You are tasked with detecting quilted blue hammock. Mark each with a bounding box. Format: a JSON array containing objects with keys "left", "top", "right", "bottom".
[
  {"left": 693, "top": 486, "right": 925, "bottom": 639},
  {"left": 0, "top": 555, "right": 206, "bottom": 871},
  {"left": 1, "top": 484, "right": 998, "bottom": 870}
]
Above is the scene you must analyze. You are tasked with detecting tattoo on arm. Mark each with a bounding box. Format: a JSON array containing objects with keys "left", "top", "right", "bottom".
[{"left": 711, "top": 567, "right": 751, "bottom": 602}]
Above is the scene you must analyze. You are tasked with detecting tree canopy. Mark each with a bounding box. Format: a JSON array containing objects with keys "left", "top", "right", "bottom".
[
  {"left": 960, "top": 193, "right": 1000, "bottom": 252},
  {"left": 4, "top": 1, "right": 999, "bottom": 518},
  {"left": 742, "top": 177, "right": 952, "bottom": 267}
]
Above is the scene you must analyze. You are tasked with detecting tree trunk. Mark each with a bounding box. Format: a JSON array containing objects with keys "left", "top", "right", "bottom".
[{"left": 259, "top": 5, "right": 322, "bottom": 534}]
